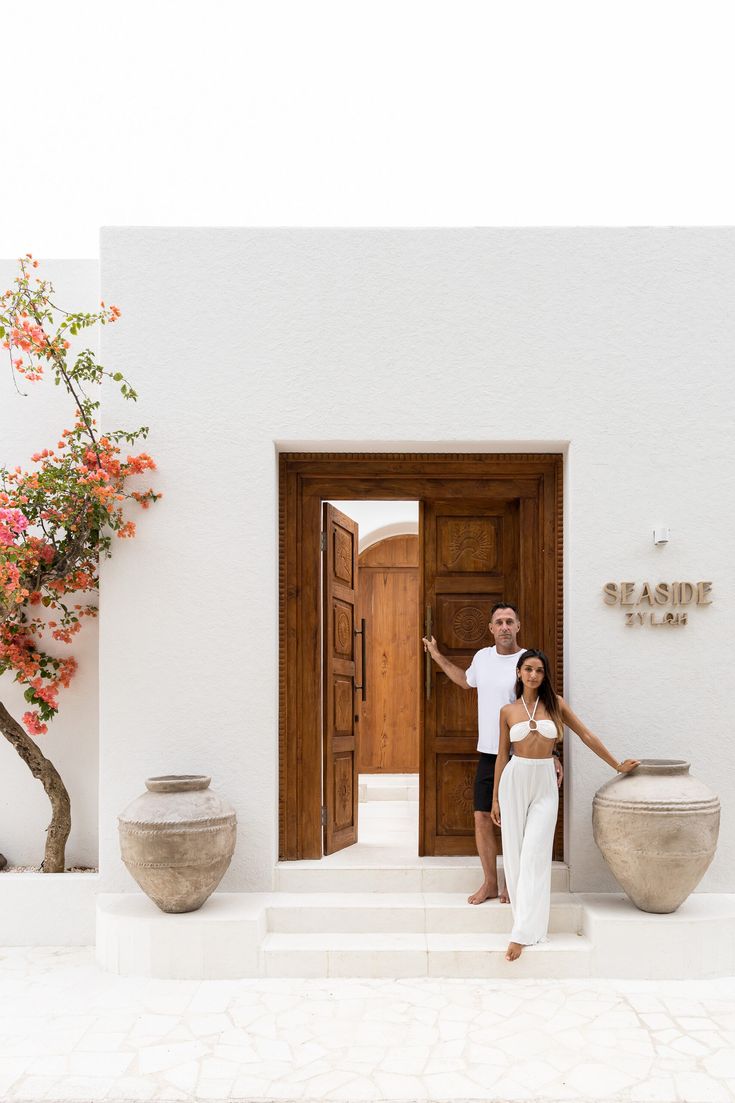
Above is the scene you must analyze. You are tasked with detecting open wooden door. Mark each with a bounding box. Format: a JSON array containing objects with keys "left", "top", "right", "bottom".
[
  {"left": 421, "top": 496, "right": 536, "bottom": 856},
  {"left": 322, "top": 504, "right": 360, "bottom": 854}
]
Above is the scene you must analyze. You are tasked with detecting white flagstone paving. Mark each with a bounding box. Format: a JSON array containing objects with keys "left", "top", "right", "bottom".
[{"left": 0, "top": 947, "right": 734, "bottom": 1101}]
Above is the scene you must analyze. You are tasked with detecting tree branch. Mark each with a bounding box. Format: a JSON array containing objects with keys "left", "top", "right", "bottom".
[{"left": 0, "top": 700, "right": 71, "bottom": 872}]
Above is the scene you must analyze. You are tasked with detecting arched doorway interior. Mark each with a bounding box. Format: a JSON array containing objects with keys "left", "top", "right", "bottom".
[{"left": 357, "top": 534, "right": 420, "bottom": 775}]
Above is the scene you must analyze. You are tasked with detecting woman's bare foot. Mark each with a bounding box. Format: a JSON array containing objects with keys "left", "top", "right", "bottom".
[
  {"left": 499, "top": 888, "right": 509, "bottom": 904},
  {"left": 506, "top": 941, "right": 524, "bottom": 961},
  {"left": 467, "top": 882, "right": 498, "bottom": 905}
]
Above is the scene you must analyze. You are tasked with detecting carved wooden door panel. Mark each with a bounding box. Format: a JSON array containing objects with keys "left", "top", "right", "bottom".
[
  {"left": 357, "top": 535, "right": 419, "bottom": 773},
  {"left": 322, "top": 504, "right": 360, "bottom": 854},
  {"left": 420, "top": 497, "right": 529, "bottom": 856}
]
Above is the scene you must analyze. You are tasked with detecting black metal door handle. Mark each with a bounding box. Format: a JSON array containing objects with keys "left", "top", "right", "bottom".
[
  {"left": 425, "top": 605, "right": 433, "bottom": 700},
  {"left": 354, "top": 618, "right": 367, "bottom": 702}
]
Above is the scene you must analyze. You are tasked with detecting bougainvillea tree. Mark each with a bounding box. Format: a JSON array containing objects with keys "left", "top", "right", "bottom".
[{"left": 0, "top": 256, "right": 159, "bottom": 871}]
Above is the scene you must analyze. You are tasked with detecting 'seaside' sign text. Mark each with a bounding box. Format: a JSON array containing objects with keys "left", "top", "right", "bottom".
[{"left": 602, "top": 581, "right": 712, "bottom": 627}]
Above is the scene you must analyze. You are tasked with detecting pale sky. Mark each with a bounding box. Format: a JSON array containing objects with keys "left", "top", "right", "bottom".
[{"left": 3, "top": 0, "right": 734, "bottom": 258}]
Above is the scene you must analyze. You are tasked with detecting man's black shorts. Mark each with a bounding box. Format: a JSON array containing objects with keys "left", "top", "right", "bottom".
[{"left": 473, "top": 752, "right": 497, "bottom": 812}]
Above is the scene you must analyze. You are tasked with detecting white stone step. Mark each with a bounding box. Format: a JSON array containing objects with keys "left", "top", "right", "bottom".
[
  {"left": 96, "top": 891, "right": 735, "bottom": 980},
  {"left": 359, "top": 775, "right": 419, "bottom": 802},
  {"left": 356, "top": 800, "right": 418, "bottom": 818},
  {"left": 275, "top": 860, "right": 569, "bottom": 894},
  {"left": 580, "top": 893, "right": 735, "bottom": 979},
  {"left": 267, "top": 892, "right": 582, "bottom": 934},
  {"left": 96, "top": 893, "right": 266, "bottom": 979},
  {"left": 261, "top": 930, "right": 593, "bottom": 978}
]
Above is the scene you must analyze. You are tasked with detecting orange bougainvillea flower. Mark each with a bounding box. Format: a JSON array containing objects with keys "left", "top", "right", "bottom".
[{"left": 0, "top": 255, "right": 159, "bottom": 738}]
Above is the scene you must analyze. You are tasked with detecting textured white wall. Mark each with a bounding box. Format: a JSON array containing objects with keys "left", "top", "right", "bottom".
[
  {"left": 0, "top": 259, "right": 100, "bottom": 868},
  {"left": 97, "top": 228, "right": 734, "bottom": 893}
]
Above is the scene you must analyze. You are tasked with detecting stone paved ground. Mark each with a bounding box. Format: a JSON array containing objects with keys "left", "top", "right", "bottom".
[{"left": 1, "top": 948, "right": 734, "bottom": 1102}]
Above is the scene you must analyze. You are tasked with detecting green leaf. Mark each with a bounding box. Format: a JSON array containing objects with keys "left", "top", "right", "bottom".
[{"left": 113, "top": 372, "right": 123, "bottom": 382}]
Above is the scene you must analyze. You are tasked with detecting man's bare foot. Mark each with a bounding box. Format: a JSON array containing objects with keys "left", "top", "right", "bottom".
[
  {"left": 506, "top": 941, "right": 524, "bottom": 961},
  {"left": 467, "top": 882, "right": 498, "bottom": 905}
]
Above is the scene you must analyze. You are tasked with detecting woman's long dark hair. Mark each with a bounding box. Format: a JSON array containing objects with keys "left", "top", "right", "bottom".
[{"left": 514, "top": 649, "right": 564, "bottom": 742}]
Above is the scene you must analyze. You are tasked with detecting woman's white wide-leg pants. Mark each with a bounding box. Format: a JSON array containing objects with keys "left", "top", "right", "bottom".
[{"left": 499, "top": 756, "right": 558, "bottom": 946}]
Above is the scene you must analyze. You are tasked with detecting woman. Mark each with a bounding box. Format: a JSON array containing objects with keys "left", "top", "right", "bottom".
[{"left": 490, "top": 649, "right": 639, "bottom": 962}]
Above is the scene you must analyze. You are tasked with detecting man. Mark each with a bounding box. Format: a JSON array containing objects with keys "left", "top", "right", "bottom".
[{"left": 423, "top": 603, "right": 562, "bottom": 905}]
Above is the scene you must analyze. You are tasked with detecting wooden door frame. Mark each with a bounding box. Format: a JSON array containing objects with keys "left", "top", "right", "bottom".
[{"left": 279, "top": 452, "right": 563, "bottom": 860}]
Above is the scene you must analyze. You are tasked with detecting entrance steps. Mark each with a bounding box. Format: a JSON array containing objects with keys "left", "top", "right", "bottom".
[
  {"left": 262, "top": 930, "right": 591, "bottom": 978},
  {"left": 262, "top": 891, "right": 588, "bottom": 978},
  {"left": 95, "top": 889, "right": 735, "bottom": 980},
  {"left": 94, "top": 792, "right": 735, "bottom": 980},
  {"left": 265, "top": 891, "right": 581, "bottom": 934},
  {"left": 275, "top": 859, "right": 570, "bottom": 895}
]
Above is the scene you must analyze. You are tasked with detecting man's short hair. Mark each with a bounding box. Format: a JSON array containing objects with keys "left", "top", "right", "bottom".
[{"left": 490, "top": 601, "right": 520, "bottom": 622}]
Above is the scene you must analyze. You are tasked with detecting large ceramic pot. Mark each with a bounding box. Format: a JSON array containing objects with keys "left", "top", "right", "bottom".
[
  {"left": 118, "top": 775, "right": 236, "bottom": 913},
  {"left": 592, "top": 759, "right": 719, "bottom": 913}
]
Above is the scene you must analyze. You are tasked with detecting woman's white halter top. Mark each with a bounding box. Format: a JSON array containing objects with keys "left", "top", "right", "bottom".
[{"left": 509, "top": 695, "right": 557, "bottom": 743}]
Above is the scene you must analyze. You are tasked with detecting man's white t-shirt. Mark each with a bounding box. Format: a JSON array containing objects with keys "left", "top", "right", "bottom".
[{"left": 465, "top": 646, "right": 523, "bottom": 754}]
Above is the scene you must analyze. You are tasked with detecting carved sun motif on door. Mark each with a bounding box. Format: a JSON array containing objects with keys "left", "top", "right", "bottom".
[
  {"left": 335, "top": 607, "right": 351, "bottom": 654},
  {"left": 448, "top": 523, "right": 492, "bottom": 567},
  {"left": 335, "top": 771, "right": 352, "bottom": 827},
  {"left": 452, "top": 605, "right": 486, "bottom": 643},
  {"left": 338, "top": 775, "right": 351, "bottom": 805},
  {"left": 451, "top": 769, "right": 475, "bottom": 815},
  {"left": 334, "top": 527, "right": 353, "bottom": 583}
]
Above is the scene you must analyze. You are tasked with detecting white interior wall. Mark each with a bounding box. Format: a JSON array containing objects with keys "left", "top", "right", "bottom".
[
  {"left": 95, "top": 228, "right": 734, "bottom": 894},
  {"left": 327, "top": 500, "right": 419, "bottom": 550},
  {"left": 0, "top": 260, "right": 100, "bottom": 868}
]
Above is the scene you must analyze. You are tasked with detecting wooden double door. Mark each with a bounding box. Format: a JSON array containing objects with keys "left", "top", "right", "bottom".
[{"left": 280, "top": 454, "right": 563, "bottom": 861}]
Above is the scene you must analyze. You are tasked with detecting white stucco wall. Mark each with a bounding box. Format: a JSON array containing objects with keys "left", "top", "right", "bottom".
[
  {"left": 97, "top": 228, "right": 733, "bottom": 894},
  {"left": 0, "top": 259, "right": 100, "bottom": 868}
]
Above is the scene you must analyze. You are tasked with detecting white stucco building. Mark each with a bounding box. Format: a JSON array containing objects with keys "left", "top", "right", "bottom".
[{"left": 1, "top": 229, "right": 733, "bottom": 975}]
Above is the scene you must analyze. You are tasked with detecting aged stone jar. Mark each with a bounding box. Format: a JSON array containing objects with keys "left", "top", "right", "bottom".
[
  {"left": 592, "top": 759, "right": 719, "bottom": 913},
  {"left": 118, "top": 775, "right": 237, "bottom": 913}
]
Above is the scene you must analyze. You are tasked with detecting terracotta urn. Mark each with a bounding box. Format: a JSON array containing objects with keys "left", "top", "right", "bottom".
[
  {"left": 118, "top": 775, "right": 237, "bottom": 913},
  {"left": 592, "top": 759, "right": 719, "bottom": 913}
]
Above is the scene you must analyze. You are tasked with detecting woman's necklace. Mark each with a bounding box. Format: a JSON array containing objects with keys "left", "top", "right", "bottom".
[{"left": 521, "top": 695, "right": 540, "bottom": 732}]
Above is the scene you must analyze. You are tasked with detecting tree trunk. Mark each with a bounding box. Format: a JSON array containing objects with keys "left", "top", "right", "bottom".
[{"left": 0, "top": 701, "right": 71, "bottom": 872}]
